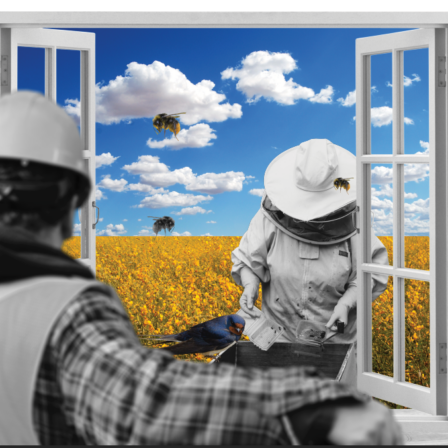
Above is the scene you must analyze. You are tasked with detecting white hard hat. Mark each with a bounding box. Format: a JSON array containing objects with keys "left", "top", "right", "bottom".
[{"left": 0, "top": 91, "right": 91, "bottom": 208}]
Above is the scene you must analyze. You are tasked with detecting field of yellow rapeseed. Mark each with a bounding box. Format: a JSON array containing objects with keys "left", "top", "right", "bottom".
[
  {"left": 372, "top": 237, "right": 430, "bottom": 388},
  {"left": 62, "top": 236, "right": 253, "bottom": 362},
  {"left": 62, "top": 235, "right": 430, "bottom": 387}
]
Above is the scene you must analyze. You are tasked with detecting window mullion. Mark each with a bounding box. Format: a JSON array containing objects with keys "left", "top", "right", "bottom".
[
  {"left": 392, "top": 48, "right": 406, "bottom": 384},
  {"left": 44, "top": 46, "right": 56, "bottom": 101}
]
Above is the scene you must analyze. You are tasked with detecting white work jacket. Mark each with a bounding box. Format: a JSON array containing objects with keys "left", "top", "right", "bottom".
[
  {"left": 231, "top": 207, "right": 389, "bottom": 344},
  {"left": 0, "top": 275, "right": 123, "bottom": 445}
]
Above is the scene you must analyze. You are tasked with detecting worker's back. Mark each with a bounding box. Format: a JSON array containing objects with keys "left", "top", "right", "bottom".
[{"left": 0, "top": 275, "right": 120, "bottom": 444}]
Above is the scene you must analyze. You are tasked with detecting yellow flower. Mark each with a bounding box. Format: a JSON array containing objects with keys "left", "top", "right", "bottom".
[{"left": 63, "top": 235, "right": 430, "bottom": 372}]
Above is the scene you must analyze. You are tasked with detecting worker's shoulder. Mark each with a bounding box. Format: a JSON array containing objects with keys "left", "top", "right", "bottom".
[
  {"left": 252, "top": 206, "right": 276, "bottom": 226},
  {"left": 66, "top": 277, "right": 120, "bottom": 304},
  {"left": 20, "top": 275, "right": 121, "bottom": 310},
  {"left": 25, "top": 275, "right": 114, "bottom": 297},
  {"left": 58, "top": 277, "right": 128, "bottom": 320},
  {"left": 75, "top": 285, "right": 119, "bottom": 308}
]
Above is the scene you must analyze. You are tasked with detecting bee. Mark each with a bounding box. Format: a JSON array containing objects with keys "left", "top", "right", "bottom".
[
  {"left": 148, "top": 215, "right": 175, "bottom": 236},
  {"left": 152, "top": 113, "right": 186, "bottom": 141},
  {"left": 333, "top": 177, "right": 354, "bottom": 194}
]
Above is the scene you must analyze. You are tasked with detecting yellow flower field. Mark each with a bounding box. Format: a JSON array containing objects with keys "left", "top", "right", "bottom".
[
  {"left": 62, "top": 235, "right": 430, "bottom": 386},
  {"left": 62, "top": 236, "right": 253, "bottom": 362},
  {"left": 372, "top": 236, "right": 430, "bottom": 388}
]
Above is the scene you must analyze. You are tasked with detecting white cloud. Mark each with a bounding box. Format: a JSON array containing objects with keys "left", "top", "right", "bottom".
[
  {"left": 371, "top": 164, "right": 429, "bottom": 185},
  {"left": 95, "top": 187, "right": 107, "bottom": 201},
  {"left": 244, "top": 175, "right": 256, "bottom": 185},
  {"left": 371, "top": 184, "right": 393, "bottom": 197},
  {"left": 73, "top": 223, "right": 81, "bottom": 236},
  {"left": 352, "top": 106, "right": 414, "bottom": 127},
  {"left": 172, "top": 231, "right": 192, "bottom": 236},
  {"left": 337, "top": 87, "right": 377, "bottom": 107},
  {"left": 222, "top": 50, "right": 324, "bottom": 105},
  {"left": 123, "top": 155, "right": 196, "bottom": 188},
  {"left": 185, "top": 171, "right": 245, "bottom": 194},
  {"left": 172, "top": 206, "right": 212, "bottom": 215},
  {"left": 404, "top": 217, "right": 430, "bottom": 233},
  {"left": 140, "top": 167, "right": 196, "bottom": 188},
  {"left": 371, "top": 166, "right": 393, "bottom": 185},
  {"left": 207, "top": 220, "right": 217, "bottom": 224},
  {"left": 337, "top": 90, "right": 356, "bottom": 107},
  {"left": 371, "top": 208, "right": 394, "bottom": 236},
  {"left": 202, "top": 233, "right": 212, "bottom": 236},
  {"left": 372, "top": 183, "right": 417, "bottom": 199},
  {"left": 370, "top": 156, "right": 429, "bottom": 235},
  {"left": 403, "top": 164, "right": 430, "bottom": 183},
  {"left": 411, "top": 198, "right": 429, "bottom": 207},
  {"left": 147, "top": 123, "right": 217, "bottom": 150},
  {"left": 404, "top": 198, "right": 429, "bottom": 216},
  {"left": 415, "top": 140, "right": 429, "bottom": 155},
  {"left": 371, "top": 196, "right": 394, "bottom": 211},
  {"left": 371, "top": 106, "right": 414, "bottom": 127},
  {"left": 127, "top": 183, "right": 170, "bottom": 194},
  {"left": 309, "top": 85, "right": 334, "bottom": 104},
  {"left": 97, "top": 223, "right": 127, "bottom": 236},
  {"left": 138, "top": 219, "right": 142, "bottom": 221},
  {"left": 404, "top": 198, "right": 430, "bottom": 233},
  {"left": 123, "top": 154, "right": 248, "bottom": 195},
  {"left": 122, "top": 155, "right": 170, "bottom": 175},
  {"left": 249, "top": 188, "right": 265, "bottom": 197},
  {"left": 123, "top": 219, "right": 128, "bottom": 222},
  {"left": 371, "top": 107, "right": 393, "bottom": 127},
  {"left": 371, "top": 209, "right": 391, "bottom": 222},
  {"left": 135, "top": 191, "right": 213, "bottom": 209},
  {"left": 96, "top": 152, "right": 120, "bottom": 169},
  {"left": 370, "top": 191, "right": 429, "bottom": 235},
  {"left": 97, "top": 174, "right": 128, "bottom": 192},
  {"left": 387, "top": 74, "right": 421, "bottom": 88},
  {"left": 63, "top": 99, "right": 80, "bottom": 126},
  {"left": 138, "top": 229, "right": 152, "bottom": 236},
  {"left": 90, "top": 61, "right": 242, "bottom": 125},
  {"left": 99, "top": 217, "right": 104, "bottom": 222},
  {"left": 370, "top": 190, "right": 395, "bottom": 236}
]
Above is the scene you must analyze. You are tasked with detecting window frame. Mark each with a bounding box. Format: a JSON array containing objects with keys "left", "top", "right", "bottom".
[
  {"left": 356, "top": 28, "right": 447, "bottom": 415},
  {"left": 1, "top": 11, "right": 448, "bottom": 422},
  {"left": 0, "top": 27, "right": 97, "bottom": 274}
]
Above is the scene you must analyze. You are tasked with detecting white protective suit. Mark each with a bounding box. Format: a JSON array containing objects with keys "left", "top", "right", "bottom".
[{"left": 231, "top": 199, "right": 389, "bottom": 345}]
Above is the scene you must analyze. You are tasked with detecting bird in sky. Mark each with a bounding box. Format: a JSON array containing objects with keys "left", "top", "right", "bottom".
[{"left": 139, "top": 314, "right": 245, "bottom": 357}]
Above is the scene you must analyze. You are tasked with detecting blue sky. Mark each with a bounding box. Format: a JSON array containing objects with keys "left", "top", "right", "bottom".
[{"left": 17, "top": 27, "right": 431, "bottom": 237}]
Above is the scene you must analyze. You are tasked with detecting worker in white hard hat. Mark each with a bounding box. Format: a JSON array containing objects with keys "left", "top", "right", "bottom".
[
  {"left": 0, "top": 91, "right": 403, "bottom": 445},
  {"left": 233, "top": 139, "right": 389, "bottom": 384}
]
